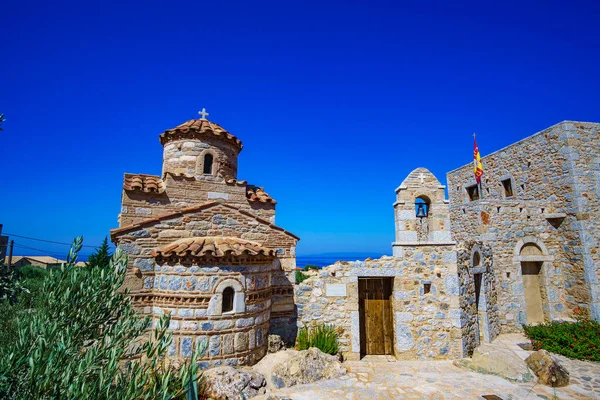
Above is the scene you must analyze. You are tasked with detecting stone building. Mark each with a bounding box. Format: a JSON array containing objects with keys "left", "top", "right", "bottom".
[
  {"left": 295, "top": 168, "right": 467, "bottom": 360},
  {"left": 296, "top": 120, "right": 599, "bottom": 361},
  {"left": 447, "top": 121, "right": 600, "bottom": 331},
  {"left": 110, "top": 112, "right": 299, "bottom": 367},
  {"left": 111, "top": 117, "right": 598, "bottom": 365}
]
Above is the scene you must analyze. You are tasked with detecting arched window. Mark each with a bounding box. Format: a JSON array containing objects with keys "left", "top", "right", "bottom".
[
  {"left": 203, "top": 154, "right": 213, "bottom": 175},
  {"left": 415, "top": 196, "right": 430, "bottom": 218},
  {"left": 473, "top": 252, "right": 481, "bottom": 267},
  {"left": 222, "top": 287, "right": 234, "bottom": 313}
]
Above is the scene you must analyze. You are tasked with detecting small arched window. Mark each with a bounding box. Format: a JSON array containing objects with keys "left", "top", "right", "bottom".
[
  {"left": 222, "top": 287, "right": 234, "bottom": 313},
  {"left": 473, "top": 252, "right": 481, "bottom": 267},
  {"left": 415, "top": 197, "right": 430, "bottom": 218},
  {"left": 203, "top": 154, "right": 213, "bottom": 175}
]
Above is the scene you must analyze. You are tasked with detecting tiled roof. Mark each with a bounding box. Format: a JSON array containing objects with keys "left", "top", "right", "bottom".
[
  {"left": 225, "top": 179, "right": 248, "bottom": 186},
  {"left": 246, "top": 186, "right": 276, "bottom": 204},
  {"left": 110, "top": 201, "right": 300, "bottom": 241},
  {"left": 123, "top": 174, "right": 166, "bottom": 194},
  {"left": 152, "top": 236, "right": 275, "bottom": 259},
  {"left": 159, "top": 119, "right": 243, "bottom": 151},
  {"left": 5, "top": 256, "right": 65, "bottom": 265}
]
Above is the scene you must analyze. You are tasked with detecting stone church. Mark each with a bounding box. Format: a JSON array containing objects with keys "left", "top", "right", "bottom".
[
  {"left": 112, "top": 116, "right": 599, "bottom": 365},
  {"left": 111, "top": 111, "right": 299, "bottom": 367}
]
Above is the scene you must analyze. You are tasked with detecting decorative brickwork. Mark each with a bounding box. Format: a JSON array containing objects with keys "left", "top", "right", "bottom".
[{"left": 111, "top": 116, "right": 299, "bottom": 367}]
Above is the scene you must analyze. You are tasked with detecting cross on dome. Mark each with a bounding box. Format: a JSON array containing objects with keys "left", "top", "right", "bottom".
[{"left": 198, "top": 108, "right": 209, "bottom": 120}]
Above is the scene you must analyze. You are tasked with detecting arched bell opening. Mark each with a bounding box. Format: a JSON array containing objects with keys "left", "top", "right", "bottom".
[{"left": 415, "top": 196, "right": 431, "bottom": 241}]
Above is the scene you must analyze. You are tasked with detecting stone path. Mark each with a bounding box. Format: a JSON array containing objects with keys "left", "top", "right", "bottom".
[{"left": 263, "top": 334, "right": 600, "bottom": 400}]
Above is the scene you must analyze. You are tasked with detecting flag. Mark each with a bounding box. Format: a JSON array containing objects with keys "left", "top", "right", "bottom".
[{"left": 473, "top": 137, "right": 483, "bottom": 184}]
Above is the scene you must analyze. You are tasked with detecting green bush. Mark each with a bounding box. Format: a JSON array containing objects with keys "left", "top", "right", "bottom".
[
  {"left": 295, "top": 270, "right": 309, "bottom": 284},
  {"left": 523, "top": 319, "right": 600, "bottom": 361},
  {"left": 296, "top": 324, "right": 339, "bottom": 355},
  {"left": 0, "top": 237, "right": 204, "bottom": 399},
  {"left": 0, "top": 265, "right": 48, "bottom": 352},
  {"left": 302, "top": 264, "right": 320, "bottom": 271}
]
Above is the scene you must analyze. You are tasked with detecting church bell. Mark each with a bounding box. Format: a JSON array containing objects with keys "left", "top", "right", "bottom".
[{"left": 416, "top": 204, "right": 427, "bottom": 218}]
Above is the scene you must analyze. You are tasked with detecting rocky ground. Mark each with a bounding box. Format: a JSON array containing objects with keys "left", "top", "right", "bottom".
[{"left": 255, "top": 334, "right": 600, "bottom": 400}]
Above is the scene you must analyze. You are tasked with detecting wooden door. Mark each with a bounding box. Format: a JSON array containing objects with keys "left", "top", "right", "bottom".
[{"left": 359, "top": 278, "right": 393, "bottom": 355}]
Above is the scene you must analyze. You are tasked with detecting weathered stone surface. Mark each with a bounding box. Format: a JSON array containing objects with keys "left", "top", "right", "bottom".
[
  {"left": 202, "top": 366, "right": 266, "bottom": 400},
  {"left": 454, "top": 343, "right": 535, "bottom": 383},
  {"left": 526, "top": 349, "right": 570, "bottom": 387},
  {"left": 266, "top": 348, "right": 346, "bottom": 389},
  {"left": 268, "top": 334, "right": 285, "bottom": 353}
]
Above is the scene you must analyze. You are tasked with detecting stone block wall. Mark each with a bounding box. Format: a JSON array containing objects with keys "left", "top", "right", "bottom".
[
  {"left": 118, "top": 175, "right": 276, "bottom": 228},
  {"left": 294, "top": 247, "right": 465, "bottom": 361},
  {"left": 447, "top": 121, "right": 600, "bottom": 326},
  {"left": 455, "top": 240, "right": 500, "bottom": 356},
  {"left": 147, "top": 259, "right": 276, "bottom": 368},
  {"left": 112, "top": 203, "right": 298, "bottom": 343},
  {"left": 162, "top": 136, "right": 240, "bottom": 181}
]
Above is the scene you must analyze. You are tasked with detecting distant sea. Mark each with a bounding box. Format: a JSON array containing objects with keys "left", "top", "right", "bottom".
[{"left": 296, "top": 253, "right": 385, "bottom": 269}]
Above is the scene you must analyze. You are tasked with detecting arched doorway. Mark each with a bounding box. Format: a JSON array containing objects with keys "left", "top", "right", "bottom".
[
  {"left": 520, "top": 243, "right": 545, "bottom": 324},
  {"left": 472, "top": 251, "right": 484, "bottom": 341}
]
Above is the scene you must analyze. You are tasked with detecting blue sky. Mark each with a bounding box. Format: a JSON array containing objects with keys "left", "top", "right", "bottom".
[{"left": 1, "top": 0, "right": 599, "bottom": 258}]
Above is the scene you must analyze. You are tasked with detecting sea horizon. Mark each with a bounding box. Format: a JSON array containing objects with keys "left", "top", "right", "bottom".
[{"left": 296, "top": 252, "right": 387, "bottom": 268}]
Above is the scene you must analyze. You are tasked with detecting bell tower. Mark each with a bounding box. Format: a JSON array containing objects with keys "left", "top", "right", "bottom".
[{"left": 392, "top": 167, "right": 454, "bottom": 257}]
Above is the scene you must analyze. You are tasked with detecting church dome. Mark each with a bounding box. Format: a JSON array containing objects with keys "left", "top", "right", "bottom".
[{"left": 159, "top": 119, "right": 243, "bottom": 152}]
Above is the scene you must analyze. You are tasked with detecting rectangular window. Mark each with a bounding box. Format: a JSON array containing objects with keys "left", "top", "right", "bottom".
[
  {"left": 466, "top": 185, "right": 479, "bottom": 201},
  {"left": 423, "top": 283, "right": 431, "bottom": 294},
  {"left": 501, "top": 179, "right": 513, "bottom": 198}
]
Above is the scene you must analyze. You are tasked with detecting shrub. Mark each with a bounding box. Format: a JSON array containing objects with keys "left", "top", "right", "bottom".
[
  {"left": 0, "top": 268, "right": 29, "bottom": 305},
  {"left": 523, "top": 318, "right": 600, "bottom": 361},
  {"left": 0, "top": 265, "right": 48, "bottom": 352},
  {"left": 0, "top": 237, "right": 204, "bottom": 399},
  {"left": 296, "top": 324, "right": 339, "bottom": 355},
  {"left": 295, "top": 270, "right": 309, "bottom": 284},
  {"left": 302, "top": 264, "right": 320, "bottom": 271}
]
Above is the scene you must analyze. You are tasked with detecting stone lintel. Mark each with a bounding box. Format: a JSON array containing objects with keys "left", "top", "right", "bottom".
[
  {"left": 514, "top": 255, "right": 554, "bottom": 262},
  {"left": 392, "top": 241, "right": 456, "bottom": 247},
  {"left": 545, "top": 213, "right": 567, "bottom": 219}
]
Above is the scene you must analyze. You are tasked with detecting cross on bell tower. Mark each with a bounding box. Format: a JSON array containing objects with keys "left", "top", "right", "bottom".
[{"left": 198, "top": 108, "right": 209, "bottom": 120}]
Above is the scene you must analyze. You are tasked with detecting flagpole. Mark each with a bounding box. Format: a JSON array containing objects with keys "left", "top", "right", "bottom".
[{"left": 473, "top": 133, "right": 483, "bottom": 200}]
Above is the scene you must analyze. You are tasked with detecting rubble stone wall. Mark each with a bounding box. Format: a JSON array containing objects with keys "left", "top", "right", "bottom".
[
  {"left": 118, "top": 176, "right": 276, "bottom": 228},
  {"left": 447, "top": 121, "right": 600, "bottom": 327},
  {"left": 149, "top": 258, "right": 276, "bottom": 368},
  {"left": 161, "top": 137, "right": 240, "bottom": 181},
  {"left": 294, "top": 248, "right": 464, "bottom": 361}
]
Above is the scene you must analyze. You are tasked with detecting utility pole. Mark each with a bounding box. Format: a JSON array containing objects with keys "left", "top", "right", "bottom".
[{"left": 7, "top": 240, "right": 14, "bottom": 270}]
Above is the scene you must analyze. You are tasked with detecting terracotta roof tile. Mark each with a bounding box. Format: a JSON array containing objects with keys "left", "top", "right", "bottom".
[
  {"left": 246, "top": 185, "right": 276, "bottom": 204},
  {"left": 225, "top": 179, "right": 248, "bottom": 186},
  {"left": 123, "top": 174, "right": 166, "bottom": 194},
  {"left": 159, "top": 119, "right": 243, "bottom": 151},
  {"left": 152, "top": 236, "right": 275, "bottom": 259}
]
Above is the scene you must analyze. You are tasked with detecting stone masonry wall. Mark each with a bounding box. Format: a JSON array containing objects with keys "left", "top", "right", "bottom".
[
  {"left": 162, "top": 136, "right": 240, "bottom": 181},
  {"left": 148, "top": 259, "right": 276, "bottom": 368},
  {"left": 112, "top": 203, "right": 297, "bottom": 340},
  {"left": 119, "top": 175, "right": 276, "bottom": 228},
  {"left": 556, "top": 122, "right": 600, "bottom": 320},
  {"left": 447, "top": 121, "right": 600, "bottom": 328},
  {"left": 456, "top": 240, "right": 500, "bottom": 356},
  {"left": 294, "top": 248, "right": 464, "bottom": 361}
]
